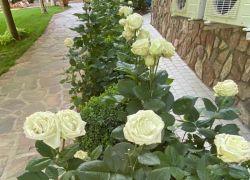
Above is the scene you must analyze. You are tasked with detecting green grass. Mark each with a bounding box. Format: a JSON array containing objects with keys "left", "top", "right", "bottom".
[{"left": 0, "top": 6, "right": 67, "bottom": 75}]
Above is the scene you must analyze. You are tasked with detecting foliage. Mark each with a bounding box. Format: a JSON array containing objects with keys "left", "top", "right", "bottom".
[
  {"left": 78, "top": 85, "right": 127, "bottom": 151},
  {"left": 62, "top": 0, "right": 124, "bottom": 107},
  {"left": 0, "top": 6, "right": 65, "bottom": 75},
  {"left": 0, "top": 28, "right": 28, "bottom": 46}
]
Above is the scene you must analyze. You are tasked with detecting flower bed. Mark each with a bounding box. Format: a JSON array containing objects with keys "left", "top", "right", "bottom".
[{"left": 18, "top": 0, "right": 250, "bottom": 179}]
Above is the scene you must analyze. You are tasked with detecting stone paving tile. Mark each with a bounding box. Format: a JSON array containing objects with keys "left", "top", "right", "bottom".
[
  {"left": 143, "top": 14, "right": 250, "bottom": 141},
  {"left": 0, "top": 3, "right": 82, "bottom": 179}
]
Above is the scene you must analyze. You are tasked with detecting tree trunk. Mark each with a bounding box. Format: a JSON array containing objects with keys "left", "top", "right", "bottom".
[
  {"left": 39, "top": 0, "right": 48, "bottom": 13},
  {"left": 0, "top": 0, "right": 19, "bottom": 40}
]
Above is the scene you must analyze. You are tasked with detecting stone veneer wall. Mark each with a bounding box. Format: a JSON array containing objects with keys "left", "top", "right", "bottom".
[{"left": 152, "top": 0, "right": 250, "bottom": 127}]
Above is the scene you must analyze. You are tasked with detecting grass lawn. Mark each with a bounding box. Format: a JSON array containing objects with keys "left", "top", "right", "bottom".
[{"left": 0, "top": 6, "right": 67, "bottom": 75}]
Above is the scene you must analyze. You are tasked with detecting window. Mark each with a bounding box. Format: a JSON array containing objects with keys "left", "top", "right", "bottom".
[
  {"left": 177, "top": 0, "right": 186, "bottom": 10},
  {"left": 214, "top": 0, "right": 237, "bottom": 14}
]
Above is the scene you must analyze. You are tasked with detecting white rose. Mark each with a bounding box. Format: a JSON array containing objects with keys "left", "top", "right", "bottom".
[
  {"left": 128, "top": 1, "right": 133, "bottom": 6},
  {"left": 161, "top": 40, "right": 175, "bottom": 58},
  {"left": 149, "top": 38, "right": 175, "bottom": 58},
  {"left": 64, "top": 38, "right": 74, "bottom": 48},
  {"left": 23, "top": 112, "right": 60, "bottom": 149},
  {"left": 123, "top": 110, "right": 165, "bottom": 145},
  {"left": 131, "top": 38, "right": 150, "bottom": 56},
  {"left": 144, "top": 55, "right": 155, "bottom": 67},
  {"left": 214, "top": 134, "right": 250, "bottom": 163},
  {"left": 119, "top": 18, "right": 127, "bottom": 26},
  {"left": 122, "top": 28, "right": 134, "bottom": 41},
  {"left": 137, "top": 29, "right": 150, "bottom": 40},
  {"left": 213, "top": 80, "right": 239, "bottom": 96},
  {"left": 125, "top": 13, "right": 143, "bottom": 30},
  {"left": 57, "top": 110, "right": 86, "bottom": 140},
  {"left": 74, "top": 150, "right": 89, "bottom": 160},
  {"left": 118, "top": 6, "right": 133, "bottom": 17}
]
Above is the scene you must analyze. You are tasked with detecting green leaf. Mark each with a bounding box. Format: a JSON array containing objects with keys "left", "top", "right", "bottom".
[
  {"left": 59, "top": 143, "right": 79, "bottom": 161},
  {"left": 138, "top": 153, "right": 160, "bottom": 166},
  {"left": 173, "top": 96, "right": 197, "bottom": 115},
  {"left": 18, "top": 171, "right": 49, "bottom": 180},
  {"left": 147, "top": 167, "right": 171, "bottom": 180},
  {"left": 228, "top": 164, "right": 249, "bottom": 179},
  {"left": 164, "top": 146, "right": 184, "bottom": 167},
  {"left": 208, "top": 165, "right": 228, "bottom": 176},
  {"left": 90, "top": 145, "right": 103, "bottom": 160},
  {"left": 111, "top": 125, "right": 125, "bottom": 141},
  {"left": 133, "top": 86, "right": 150, "bottom": 101},
  {"left": 45, "top": 166, "right": 58, "bottom": 179},
  {"left": 143, "top": 99, "right": 165, "bottom": 112},
  {"left": 181, "top": 122, "right": 196, "bottom": 132},
  {"left": 202, "top": 98, "right": 217, "bottom": 112},
  {"left": 117, "top": 80, "right": 136, "bottom": 97},
  {"left": 219, "top": 124, "right": 240, "bottom": 135},
  {"left": 215, "top": 96, "right": 235, "bottom": 109},
  {"left": 35, "top": 141, "right": 57, "bottom": 158},
  {"left": 127, "top": 99, "right": 143, "bottom": 114},
  {"left": 78, "top": 160, "right": 109, "bottom": 172},
  {"left": 169, "top": 167, "right": 189, "bottom": 179},
  {"left": 61, "top": 170, "right": 77, "bottom": 180},
  {"left": 160, "top": 112, "right": 175, "bottom": 126},
  {"left": 198, "top": 128, "right": 215, "bottom": 139},
  {"left": 26, "top": 158, "right": 51, "bottom": 172},
  {"left": 155, "top": 71, "right": 169, "bottom": 84},
  {"left": 184, "top": 107, "right": 200, "bottom": 122},
  {"left": 196, "top": 156, "right": 210, "bottom": 180},
  {"left": 196, "top": 118, "right": 214, "bottom": 128},
  {"left": 103, "top": 142, "right": 134, "bottom": 173},
  {"left": 216, "top": 108, "right": 239, "bottom": 120},
  {"left": 116, "top": 61, "right": 135, "bottom": 74}
]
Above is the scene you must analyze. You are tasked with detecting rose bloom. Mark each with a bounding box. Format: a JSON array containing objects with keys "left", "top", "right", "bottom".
[
  {"left": 23, "top": 112, "right": 60, "bottom": 149},
  {"left": 149, "top": 38, "right": 175, "bottom": 58},
  {"left": 213, "top": 80, "right": 239, "bottom": 96},
  {"left": 118, "top": 6, "right": 133, "bottom": 17},
  {"left": 137, "top": 29, "right": 150, "bottom": 40},
  {"left": 119, "top": 18, "right": 127, "bottom": 26},
  {"left": 122, "top": 28, "right": 134, "bottom": 41},
  {"left": 131, "top": 38, "right": 150, "bottom": 56},
  {"left": 74, "top": 150, "right": 89, "bottom": 160},
  {"left": 123, "top": 110, "right": 165, "bottom": 145},
  {"left": 214, "top": 134, "right": 250, "bottom": 163},
  {"left": 144, "top": 55, "right": 155, "bottom": 67},
  {"left": 57, "top": 110, "right": 86, "bottom": 140},
  {"left": 64, "top": 38, "right": 74, "bottom": 48},
  {"left": 128, "top": 1, "right": 133, "bottom": 5},
  {"left": 125, "top": 13, "right": 143, "bottom": 30}
]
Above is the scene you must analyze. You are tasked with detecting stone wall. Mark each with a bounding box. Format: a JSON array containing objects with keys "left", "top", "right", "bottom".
[{"left": 152, "top": 0, "right": 250, "bottom": 127}]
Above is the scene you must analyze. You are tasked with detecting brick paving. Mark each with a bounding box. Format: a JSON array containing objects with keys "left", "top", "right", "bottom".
[{"left": 0, "top": 7, "right": 249, "bottom": 180}]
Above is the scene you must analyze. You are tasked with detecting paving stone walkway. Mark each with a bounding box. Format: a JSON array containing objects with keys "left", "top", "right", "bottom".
[
  {"left": 0, "top": 6, "right": 249, "bottom": 180},
  {"left": 0, "top": 3, "right": 81, "bottom": 179}
]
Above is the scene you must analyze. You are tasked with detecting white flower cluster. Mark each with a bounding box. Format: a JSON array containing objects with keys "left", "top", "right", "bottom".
[
  {"left": 118, "top": 6, "right": 133, "bottom": 17},
  {"left": 131, "top": 38, "right": 175, "bottom": 67},
  {"left": 119, "top": 12, "right": 144, "bottom": 41},
  {"left": 23, "top": 110, "right": 86, "bottom": 149}
]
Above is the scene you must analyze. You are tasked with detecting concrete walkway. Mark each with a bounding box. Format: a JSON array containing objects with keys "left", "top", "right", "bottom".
[
  {"left": 0, "top": 3, "right": 81, "bottom": 179},
  {"left": 0, "top": 6, "right": 249, "bottom": 179}
]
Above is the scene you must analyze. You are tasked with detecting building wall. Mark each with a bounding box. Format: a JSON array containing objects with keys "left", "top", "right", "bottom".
[{"left": 152, "top": 0, "right": 250, "bottom": 126}]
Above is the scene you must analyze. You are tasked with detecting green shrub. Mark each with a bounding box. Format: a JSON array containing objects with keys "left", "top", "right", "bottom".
[
  {"left": 78, "top": 85, "right": 127, "bottom": 151},
  {"left": 0, "top": 28, "right": 28, "bottom": 46}
]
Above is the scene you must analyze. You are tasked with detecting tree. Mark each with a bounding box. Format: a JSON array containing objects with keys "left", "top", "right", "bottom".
[
  {"left": 39, "top": 0, "right": 48, "bottom": 14},
  {"left": 0, "top": 0, "right": 19, "bottom": 40}
]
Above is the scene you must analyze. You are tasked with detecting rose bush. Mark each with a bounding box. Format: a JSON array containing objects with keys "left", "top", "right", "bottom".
[{"left": 19, "top": 1, "right": 250, "bottom": 180}]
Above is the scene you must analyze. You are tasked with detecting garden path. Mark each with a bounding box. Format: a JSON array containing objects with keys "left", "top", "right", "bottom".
[
  {"left": 0, "top": 6, "right": 249, "bottom": 179},
  {"left": 0, "top": 3, "right": 81, "bottom": 179}
]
